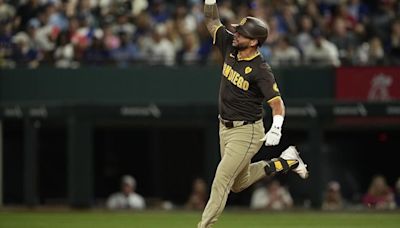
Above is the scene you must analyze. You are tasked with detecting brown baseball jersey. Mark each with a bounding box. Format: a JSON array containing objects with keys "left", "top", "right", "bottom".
[{"left": 213, "top": 25, "right": 281, "bottom": 122}]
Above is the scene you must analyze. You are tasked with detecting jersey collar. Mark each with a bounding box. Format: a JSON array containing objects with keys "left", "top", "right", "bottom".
[{"left": 230, "top": 51, "right": 261, "bottom": 61}]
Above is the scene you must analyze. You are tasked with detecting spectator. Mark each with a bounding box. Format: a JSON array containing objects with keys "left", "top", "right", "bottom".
[
  {"left": 304, "top": 29, "right": 340, "bottom": 66},
  {"left": 346, "top": 0, "right": 369, "bottom": 23},
  {"left": 370, "top": 0, "right": 396, "bottom": 41},
  {"left": 185, "top": 178, "right": 208, "bottom": 210},
  {"left": 106, "top": 175, "right": 146, "bottom": 210},
  {"left": 68, "top": 16, "right": 89, "bottom": 60},
  {"left": 48, "top": 1, "right": 69, "bottom": 32},
  {"left": 32, "top": 6, "right": 62, "bottom": 61},
  {"left": 265, "top": 17, "right": 281, "bottom": 47},
  {"left": 11, "top": 31, "right": 41, "bottom": 68},
  {"left": 388, "top": 19, "right": 400, "bottom": 65},
  {"left": 54, "top": 31, "right": 78, "bottom": 68},
  {"left": 170, "top": 4, "right": 197, "bottom": 35},
  {"left": 271, "top": 35, "right": 301, "bottom": 66},
  {"left": 133, "top": 11, "right": 152, "bottom": 43},
  {"left": 322, "top": 181, "right": 344, "bottom": 211},
  {"left": 196, "top": 22, "right": 213, "bottom": 64},
  {"left": 296, "top": 15, "right": 314, "bottom": 53},
  {"left": 250, "top": 179, "right": 293, "bottom": 210},
  {"left": 0, "top": 0, "right": 15, "bottom": 23},
  {"left": 333, "top": 3, "right": 358, "bottom": 31},
  {"left": 110, "top": 30, "right": 139, "bottom": 68},
  {"left": 302, "top": 1, "right": 322, "bottom": 29},
  {"left": 355, "top": 36, "right": 385, "bottom": 65},
  {"left": 103, "top": 24, "right": 120, "bottom": 51},
  {"left": 275, "top": 3, "right": 298, "bottom": 35},
  {"left": 15, "top": 0, "right": 42, "bottom": 31},
  {"left": 362, "top": 175, "right": 395, "bottom": 210},
  {"left": 131, "top": 0, "right": 149, "bottom": 17},
  {"left": 179, "top": 32, "right": 200, "bottom": 65},
  {"left": 0, "top": 21, "right": 13, "bottom": 68},
  {"left": 330, "top": 17, "right": 358, "bottom": 64},
  {"left": 111, "top": 13, "right": 136, "bottom": 38},
  {"left": 84, "top": 30, "right": 109, "bottom": 66},
  {"left": 76, "top": 0, "right": 97, "bottom": 27},
  {"left": 149, "top": 0, "right": 169, "bottom": 23},
  {"left": 140, "top": 23, "right": 175, "bottom": 66}
]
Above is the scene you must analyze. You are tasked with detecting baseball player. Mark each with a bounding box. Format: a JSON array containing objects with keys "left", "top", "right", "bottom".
[{"left": 198, "top": 0, "right": 309, "bottom": 227}]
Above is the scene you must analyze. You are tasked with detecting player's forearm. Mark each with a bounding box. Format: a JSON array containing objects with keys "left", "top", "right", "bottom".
[
  {"left": 204, "top": 0, "right": 222, "bottom": 36},
  {"left": 269, "top": 97, "right": 285, "bottom": 128},
  {"left": 269, "top": 97, "right": 285, "bottom": 117}
]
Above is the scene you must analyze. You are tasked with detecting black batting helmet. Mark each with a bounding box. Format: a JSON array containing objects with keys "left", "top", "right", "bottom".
[{"left": 232, "top": 17, "right": 269, "bottom": 46}]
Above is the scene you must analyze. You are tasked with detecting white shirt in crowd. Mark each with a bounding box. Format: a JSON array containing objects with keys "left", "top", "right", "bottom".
[
  {"left": 271, "top": 46, "right": 301, "bottom": 66},
  {"left": 250, "top": 186, "right": 293, "bottom": 210},
  {"left": 106, "top": 192, "right": 146, "bottom": 210},
  {"left": 304, "top": 38, "right": 341, "bottom": 66}
]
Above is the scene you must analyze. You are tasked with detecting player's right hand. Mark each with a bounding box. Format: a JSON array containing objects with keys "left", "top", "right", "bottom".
[{"left": 260, "top": 125, "right": 282, "bottom": 146}]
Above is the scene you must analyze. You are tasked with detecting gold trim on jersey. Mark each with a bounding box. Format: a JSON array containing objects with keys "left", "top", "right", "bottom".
[
  {"left": 273, "top": 83, "right": 280, "bottom": 92},
  {"left": 237, "top": 51, "right": 260, "bottom": 61},
  {"left": 267, "top": 96, "right": 281, "bottom": 103},
  {"left": 222, "top": 63, "right": 250, "bottom": 91},
  {"left": 213, "top": 24, "right": 223, "bottom": 44}
]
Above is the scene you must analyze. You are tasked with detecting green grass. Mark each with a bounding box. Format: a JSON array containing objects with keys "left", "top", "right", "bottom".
[{"left": 0, "top": 210, "right": 399, "bottom": 228}]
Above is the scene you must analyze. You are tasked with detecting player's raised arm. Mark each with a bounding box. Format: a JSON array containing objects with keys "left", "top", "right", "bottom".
[
  {"left": 204, "top": 0, "right": 222, "bottom": 37},
  {"left": 260, "top": 96, "right": 285, "bottom": 146}
]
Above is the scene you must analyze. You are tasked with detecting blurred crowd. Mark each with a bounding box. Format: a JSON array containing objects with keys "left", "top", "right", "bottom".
[
  {"left": 1, "top": 0, "right": 400, "bottom": 68},
  {"left": 110, "top": 174, "right": 400, "bottom": 211}
]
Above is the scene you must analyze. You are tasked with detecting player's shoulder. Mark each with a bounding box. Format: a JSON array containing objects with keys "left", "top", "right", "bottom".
[
  {"left": 255, "top": 57, "right": 274, "bottom": 77},
  {"left": 256, "top": 55, "right": 271, "bottom": 70}
]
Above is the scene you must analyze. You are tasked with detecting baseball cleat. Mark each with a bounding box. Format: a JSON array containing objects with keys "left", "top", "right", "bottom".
[{"left": 280, "top": 146, "right": 309, "bottom": 179}]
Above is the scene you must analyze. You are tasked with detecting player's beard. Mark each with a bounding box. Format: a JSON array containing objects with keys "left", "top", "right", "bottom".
[{"left": 233, "top": 42, "right": 250, "bottom": 51}]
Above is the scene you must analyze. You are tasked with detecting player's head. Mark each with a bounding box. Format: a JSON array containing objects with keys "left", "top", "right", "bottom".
[{"left": 231, "top": 16, "right": 269, "bottom": 49}]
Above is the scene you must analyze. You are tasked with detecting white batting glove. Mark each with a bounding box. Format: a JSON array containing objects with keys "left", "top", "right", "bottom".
[{"left": 260, "top": 115, "right": 284, "bottom": 146}]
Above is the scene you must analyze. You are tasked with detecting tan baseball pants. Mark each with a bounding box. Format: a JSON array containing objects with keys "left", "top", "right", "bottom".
[{"left": 198, "top": 119, "right": 267, "bottom": 228}]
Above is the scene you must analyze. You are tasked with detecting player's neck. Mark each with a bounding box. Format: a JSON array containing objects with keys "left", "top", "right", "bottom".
[{"left": 238, "top": 47, "right": 258, "bottom": 60}]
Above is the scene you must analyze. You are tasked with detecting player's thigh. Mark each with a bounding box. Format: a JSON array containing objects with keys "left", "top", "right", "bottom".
[
  {"left": 225, "top": 124, "right": 263, "bottom": 157},
  {"left": 216, "top": 123, "right": 264, "bottom": 180},
  {"left": 214, "top": 146, "right": 253, "bottom": 185}
]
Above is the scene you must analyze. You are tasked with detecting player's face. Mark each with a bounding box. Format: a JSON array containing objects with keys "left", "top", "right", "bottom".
[{"left": 233, "top": 32, "right": 255, "bottom": 50}]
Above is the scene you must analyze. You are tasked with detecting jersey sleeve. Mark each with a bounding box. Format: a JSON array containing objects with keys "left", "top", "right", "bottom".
[
  {"left": 256, "top": 63, "right": 281, "bottom": 102},
  {"left": 213, "top": 25, "right": 234, "bottom": 56}
]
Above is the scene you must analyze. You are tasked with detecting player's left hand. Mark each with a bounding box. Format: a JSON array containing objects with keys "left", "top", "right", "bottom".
[{"left": 260, "top": 125, "right": 282, "bottom": 146}]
